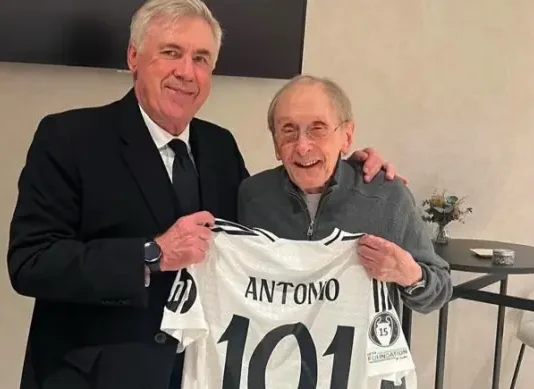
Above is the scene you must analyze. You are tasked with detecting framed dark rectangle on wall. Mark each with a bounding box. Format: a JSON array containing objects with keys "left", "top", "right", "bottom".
[{"left": 0, "top": 0, "right": 307, "bottom": 80}]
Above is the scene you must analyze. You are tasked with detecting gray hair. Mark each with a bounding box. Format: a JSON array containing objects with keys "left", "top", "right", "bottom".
[
  {"left": 267, "top": 75, "right": 354, "bottom": 133},
  {"left": 130, "top": 0, "right": 223, "bottom": 61}
]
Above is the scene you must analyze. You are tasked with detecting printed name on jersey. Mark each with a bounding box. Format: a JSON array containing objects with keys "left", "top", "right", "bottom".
[{"left": 244, "top": 276, "right": 340, "bottom": 305}]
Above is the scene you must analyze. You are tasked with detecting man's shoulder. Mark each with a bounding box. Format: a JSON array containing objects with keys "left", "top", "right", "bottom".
[
  {"left": 48, "top": 91, "right": 127, "bottom": 120},
  {"left": 341, "top": 159, "right": 412, "bottom": 204},
  {"left": 239, "top": 165, "right": 285, "bottom": 200},
  {"left": 35, "top": 93, "right": 127, "bottom": 140},
  {"left": 189, "top": 118, "right": 242, "bottom": 157}
]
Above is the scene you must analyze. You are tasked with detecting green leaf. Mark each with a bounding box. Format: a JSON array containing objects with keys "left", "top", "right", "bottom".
[{"left": 446, "top": 196, "right": 458, "bottom": 205}]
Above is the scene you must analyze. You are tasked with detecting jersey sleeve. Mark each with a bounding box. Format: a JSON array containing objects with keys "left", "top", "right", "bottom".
[
  {"left": 366, "top": 280, "right": 418, "bottom": 389},
  {"left": 160, "top": 267, "right": 208, "bottom": 353}
]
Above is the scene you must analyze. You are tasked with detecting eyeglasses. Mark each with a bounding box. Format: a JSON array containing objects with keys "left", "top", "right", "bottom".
[{"left": 275, "top": 121, "right": 346, "bottom": 145}]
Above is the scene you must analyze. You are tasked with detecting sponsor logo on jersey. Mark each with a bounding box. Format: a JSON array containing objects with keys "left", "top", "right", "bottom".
[{"left": 166, "top": 269, "right": 197, "bottom": 314}]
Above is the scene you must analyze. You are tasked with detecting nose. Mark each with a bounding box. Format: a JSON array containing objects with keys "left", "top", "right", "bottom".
[
  {"left": 173, "top": 55, "right": 195, "bottom": 82},
  {"left": 294, "top": 133, "right": 313, "bottom": 156}
]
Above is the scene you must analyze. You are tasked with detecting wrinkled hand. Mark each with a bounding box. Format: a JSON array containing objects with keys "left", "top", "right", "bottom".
[
  {"left": 357, "top": 235, "right": 422, "bottom": 287},
  {"left": 349, "top": 147, "right": 408, "bottom": 184},
  {"left": 156, "top": 211, "right": 215, "bottom": 271}
]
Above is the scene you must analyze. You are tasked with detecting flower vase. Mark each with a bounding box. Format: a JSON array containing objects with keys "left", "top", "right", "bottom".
[{"left": 434, "top": 223, "right": 450, "bottom": 245}]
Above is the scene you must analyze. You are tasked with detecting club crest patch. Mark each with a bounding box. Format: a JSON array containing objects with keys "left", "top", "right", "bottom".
[{"left": 369, "top": 311, "right": 400, "bottom": 347}]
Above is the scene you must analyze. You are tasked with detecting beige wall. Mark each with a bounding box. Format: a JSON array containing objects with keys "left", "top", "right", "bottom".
[{"left": 1, "top": 0, "right": 534, "bottom": 388}]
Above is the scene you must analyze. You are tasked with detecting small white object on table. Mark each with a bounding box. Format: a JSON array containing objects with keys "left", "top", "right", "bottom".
[{"left": 470, "top": 248, "right": 516, "bottom": 265}]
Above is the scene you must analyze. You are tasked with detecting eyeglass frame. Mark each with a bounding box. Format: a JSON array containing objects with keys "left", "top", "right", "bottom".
[{"left": 273, "top": 120, "right": 349, "bottom": 145}]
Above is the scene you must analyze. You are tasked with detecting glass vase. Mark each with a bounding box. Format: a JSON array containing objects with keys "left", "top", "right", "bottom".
[{"left": 434, "top": 223, "right": 450, "bottom": 245}]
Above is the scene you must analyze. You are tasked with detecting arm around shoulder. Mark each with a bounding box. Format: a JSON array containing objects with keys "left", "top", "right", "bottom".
[
  {"left": 389, "top": 181, "right": 453, "bottom": 314},
  {"left": 8, "top": 115, "right": 148, "bottom": 307}
]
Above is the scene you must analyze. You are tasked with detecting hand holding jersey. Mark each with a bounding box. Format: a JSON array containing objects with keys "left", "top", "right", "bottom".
[
  {"left": 357, "top": 235, "right": 423, "bottom": 288},
  {"left": 155, "top": 211, "right": 215, "bottom": 271}
]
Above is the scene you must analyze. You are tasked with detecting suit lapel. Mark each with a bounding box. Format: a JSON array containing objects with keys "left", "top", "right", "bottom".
[
  {"left": 116, "top": 90, "right": 179, "bottom": 230},
  {"left": 189, "top": 119, "right": 219, "bottom": 215}
]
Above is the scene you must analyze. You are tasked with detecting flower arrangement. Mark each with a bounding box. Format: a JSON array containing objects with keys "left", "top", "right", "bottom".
[
  {"left": 421, "top": 190, "right": 473, "bottom": 244},
  {"left": 422, "top": 190, "right": 473, "bottom": 226}
]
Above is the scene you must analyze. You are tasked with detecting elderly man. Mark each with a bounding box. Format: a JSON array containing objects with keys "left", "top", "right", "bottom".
[
  {"left": 7, "top": 1, "right": 399, "bottom": 389},
  {"left": 238, "top": 75, "right": 453, "bottom": 317}
]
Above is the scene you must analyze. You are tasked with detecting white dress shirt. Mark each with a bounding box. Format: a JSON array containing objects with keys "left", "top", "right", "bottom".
[{"left": 138, "top": 104, "right": 195, "bottom": 182}]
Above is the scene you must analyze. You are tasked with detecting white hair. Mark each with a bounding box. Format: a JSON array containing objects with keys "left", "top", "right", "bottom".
[
  {"left": 267, "top": 75, "right": 354, "bottom": 133},
  {"left": 130, "top": 0, "right": 223, "bottom": 60}
]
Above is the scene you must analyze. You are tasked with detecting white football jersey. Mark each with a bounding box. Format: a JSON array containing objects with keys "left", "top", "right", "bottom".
[{"left": 161, "top": 219, "right": 417, "bottom": 389}]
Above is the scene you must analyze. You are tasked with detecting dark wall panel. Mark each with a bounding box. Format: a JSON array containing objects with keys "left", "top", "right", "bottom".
[{"left": 0, "top": 1, "right": 306, "bottom": 79}]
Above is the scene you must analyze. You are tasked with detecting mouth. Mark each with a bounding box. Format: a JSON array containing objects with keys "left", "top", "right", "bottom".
[
  {"left": 166, "top": 86, "right": 195, "bottom": 97},
  {"left": 294, "top": 160, "right": 321, "bottom": 169}
]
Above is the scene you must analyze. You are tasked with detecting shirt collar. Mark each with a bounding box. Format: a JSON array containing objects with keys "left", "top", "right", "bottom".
[{"left": 138, "top": 104, "right": 190, "bottom": 152}]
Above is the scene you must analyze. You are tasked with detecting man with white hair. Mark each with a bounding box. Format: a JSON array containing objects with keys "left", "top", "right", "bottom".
[{"left": 8, "top": 1, "right": 400, "bottom": 388}]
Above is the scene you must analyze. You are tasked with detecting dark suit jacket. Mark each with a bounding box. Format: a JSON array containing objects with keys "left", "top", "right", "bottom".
[{"left": 7, "top": 89, "right": 249, "bottom": 389}]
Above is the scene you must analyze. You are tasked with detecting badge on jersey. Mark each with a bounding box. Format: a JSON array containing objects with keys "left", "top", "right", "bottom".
[{"left": 366, "top": 280, "right": 417, "bottom": 387}]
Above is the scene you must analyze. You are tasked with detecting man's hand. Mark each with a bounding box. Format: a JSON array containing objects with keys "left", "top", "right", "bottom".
[
  {"left": 349, "top": 147, "right": 408, "bottom": 184},
  {"left": 155, "top": 211, "right": 215, "bottom": 272},
  {"left": 357, "top": 235, "right": 422, "bottom": 287}
]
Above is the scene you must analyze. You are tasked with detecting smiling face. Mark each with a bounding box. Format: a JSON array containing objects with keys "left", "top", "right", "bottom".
[
  {"left": 272, "top": 82, "right": 354, "bottom": 194},
  {"left": 127, "top": 15, "right": 217, "bottom": 135}
]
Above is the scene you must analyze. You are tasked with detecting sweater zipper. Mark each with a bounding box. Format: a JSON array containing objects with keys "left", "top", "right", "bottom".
[
  {"left": 306, "top": 220, "right": 315, "bottom": 238},
  {"left": 288, "top": 191, "right": 313, "bottom": 239},
  {"left": 289, "top": 189, "right": 331, "bottom": 240},
  {"left": 309, "top": 191, "right": 331, "bottom": 238}
]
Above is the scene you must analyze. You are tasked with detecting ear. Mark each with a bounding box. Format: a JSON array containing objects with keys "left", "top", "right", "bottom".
[
  {"left": 127, "top": 42, "right": 138, "bottom": 73},
  {"left": 340, "top": 120, "right": 355, "bottom": 154}
]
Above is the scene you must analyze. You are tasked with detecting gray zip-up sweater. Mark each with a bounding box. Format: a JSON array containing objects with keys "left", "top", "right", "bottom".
[{"left": 237, "top": 160, "right": 452, "bottom": 314}]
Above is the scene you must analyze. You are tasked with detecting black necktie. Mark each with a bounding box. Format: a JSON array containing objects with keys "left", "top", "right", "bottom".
[{"left": 167, "top": 139, "right": 200, "bottom": 215}]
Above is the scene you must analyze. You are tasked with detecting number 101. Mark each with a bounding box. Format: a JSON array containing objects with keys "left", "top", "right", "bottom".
[{"left": 218, "top": 314, "right": 355, "bottom": 389}]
